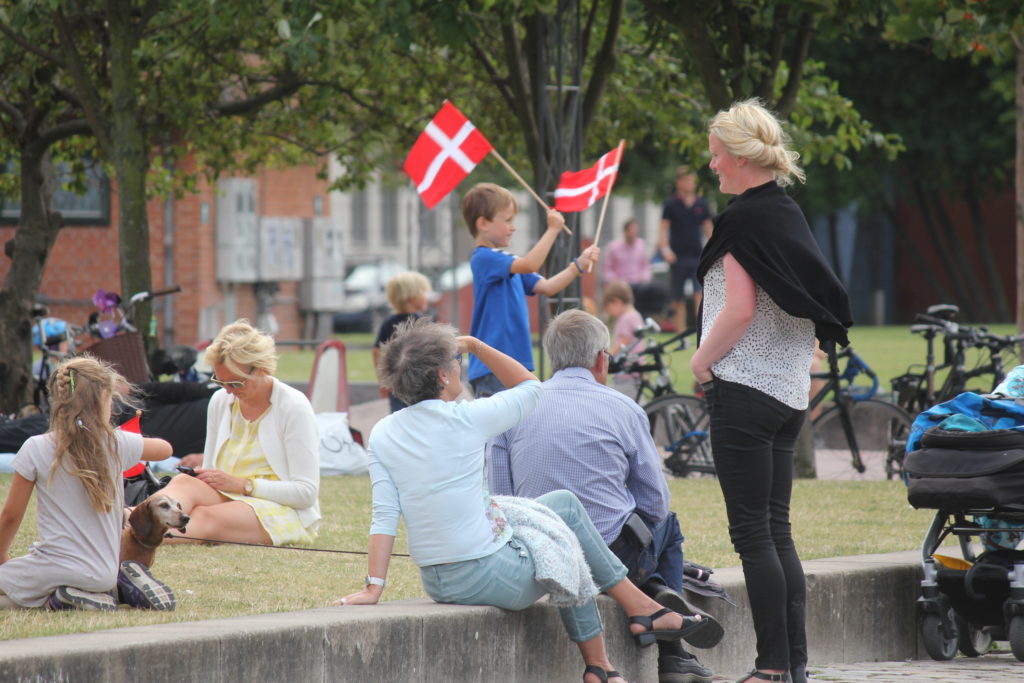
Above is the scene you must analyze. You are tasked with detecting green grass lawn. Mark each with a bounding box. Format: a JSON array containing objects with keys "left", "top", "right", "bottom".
[
  {"left": 0, "top": 473, "right": 943, "bottom": 641},
  {"left": 274, "top": 324, "right": 1020, "bottom": 394}
]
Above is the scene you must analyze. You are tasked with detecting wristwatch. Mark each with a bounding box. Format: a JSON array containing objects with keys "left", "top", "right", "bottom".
[
  {"left": 365, "top": 576, "right": 386, "bottom": 588},
  {"left": 243, "top": 478, "right": 254, "bottom": 496}
]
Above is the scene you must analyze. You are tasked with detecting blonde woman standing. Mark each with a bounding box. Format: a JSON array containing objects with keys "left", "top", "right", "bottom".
[
  {"left": 162, "top": 319, "right": 320, "bottom": 546},
  {"left": 691, "top": 100, "right": 852, "bottom": 683}
]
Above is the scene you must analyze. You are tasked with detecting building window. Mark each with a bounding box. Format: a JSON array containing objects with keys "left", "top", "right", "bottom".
[{"left": 0, "top": 160, "right": 110, "bottom": 226}]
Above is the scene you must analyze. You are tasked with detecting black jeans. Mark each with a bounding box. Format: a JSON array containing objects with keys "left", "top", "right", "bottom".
[{"left": 704, "top": 378, "right": 808, "bottom": 672}]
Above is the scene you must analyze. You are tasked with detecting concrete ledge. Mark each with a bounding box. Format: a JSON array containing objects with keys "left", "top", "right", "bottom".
[{"left": 0, "top": 551, "right": 924, "bottom": 682}]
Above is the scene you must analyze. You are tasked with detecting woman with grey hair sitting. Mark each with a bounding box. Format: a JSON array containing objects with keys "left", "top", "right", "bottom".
[{"left": 333, "top": 318, "right": 706, "bottom": 683}]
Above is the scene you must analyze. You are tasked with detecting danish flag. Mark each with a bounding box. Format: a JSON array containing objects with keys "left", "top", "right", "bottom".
[
  {"left": 403, "top": 101, "right": 494, "bottom": 209},
  {"left": 553, "top": 146, "right": 623, "bottom": 212}
]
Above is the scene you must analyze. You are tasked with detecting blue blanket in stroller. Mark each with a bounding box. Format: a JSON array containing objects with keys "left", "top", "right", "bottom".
[{"left": 907, "top": 391, "right": 1024, "bottom": 454}]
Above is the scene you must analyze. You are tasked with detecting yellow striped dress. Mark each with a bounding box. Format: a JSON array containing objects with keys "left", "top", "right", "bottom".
[{"left": 218, "top": 401, "right": 316, "bottom": 545}]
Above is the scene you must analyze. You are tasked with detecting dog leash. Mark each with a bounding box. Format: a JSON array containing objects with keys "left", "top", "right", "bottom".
[{"left": 163, "top": 533, "right": 411, "bottom": 557}]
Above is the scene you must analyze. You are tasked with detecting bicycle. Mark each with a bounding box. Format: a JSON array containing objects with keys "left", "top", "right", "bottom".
[
  {"left": 608, "top": 321, "right": 713, "bottom": 477},
  {"left": 607, "top": 318, "right": 693, "bottom": 404},
  {"left": 82, "top": 285, "right": 182, "bottom": 384},
  {"left": 886, "top": 304, "right": 1024, "bottom": 478},
  {"left": 25, "top": 304, "right": 89, "bottom": 416},
  {"left": 808, "top": 343, "right": 913, "bottom": 480}
]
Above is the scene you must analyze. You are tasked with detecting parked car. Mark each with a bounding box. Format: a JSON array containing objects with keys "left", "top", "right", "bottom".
[
  {"left": 332, "top": 261, "right": 405, "bottom": 333},
  {"left": 435, "top": 262, "right": 473, "bottom": 291}
]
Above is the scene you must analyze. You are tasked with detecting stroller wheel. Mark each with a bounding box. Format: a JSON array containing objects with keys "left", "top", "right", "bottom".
[
  {"left": 921, "top": 608, "right": 957, "bottom": 661},
  {"left": 955, "top": 614, "right": 992, "bottom": 657},
  {"left": 1010, "top": 616, "right": 1024, "bottom": 662}
]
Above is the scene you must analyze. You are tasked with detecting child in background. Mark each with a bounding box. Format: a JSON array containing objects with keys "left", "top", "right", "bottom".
[
  {"left": 602, "top": 279, "right": 645, "bottom": 397},
  {"left": 0, "top": 357, "right": 175, "bottom": 611},
  {"left": 374, "top": 271, "right": 433, "bottom": 412},
  {"left": 602, "top": 279, "right": 644, "bottom": 355},
  {"left": 463, "top": 182, "right": 599, "bottom": 397}
]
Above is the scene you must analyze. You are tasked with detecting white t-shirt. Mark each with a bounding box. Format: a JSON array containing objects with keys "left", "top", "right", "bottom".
[{"left": 0, "top": 431, "right": 142, "bottom": 607}]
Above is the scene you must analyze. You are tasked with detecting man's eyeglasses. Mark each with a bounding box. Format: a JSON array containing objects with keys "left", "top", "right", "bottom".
[{"left": 211, "top": 375, "right": 248, "bottom": 389}]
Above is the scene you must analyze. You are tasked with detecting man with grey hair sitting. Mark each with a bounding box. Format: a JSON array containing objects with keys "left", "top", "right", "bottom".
[{"left": 488, "top": 309, "right": 723, "bottom": 683}]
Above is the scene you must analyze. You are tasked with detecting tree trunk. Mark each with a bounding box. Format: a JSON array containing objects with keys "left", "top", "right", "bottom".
[
  {"left": 0, "top": 143, "right": 63, "bottom": 414},
  {"left": 964, "top": 174, "right": 1012, "bottom": 321},
  {"left": 911, "top": 180, "right": 978, "bottom": 318},
  {"left": 108, "top": 3, "right": 154, "bottom": 350},
  {"left": 1017, "top": 41, "right": 1024, "bottom": 334}
]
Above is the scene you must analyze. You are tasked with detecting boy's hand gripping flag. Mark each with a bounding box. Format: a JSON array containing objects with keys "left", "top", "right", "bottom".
[
  {"left": 403, "top": 101, "right": 494, "bottom": 209},
  {"left": 553, "top": 146, "right": 622, "bottom": 212}
]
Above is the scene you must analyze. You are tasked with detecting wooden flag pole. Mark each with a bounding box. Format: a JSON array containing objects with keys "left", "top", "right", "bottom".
[
  {"left": 490, "top": 149, "right": 571, "bottom": 235},
  {"left": 587, "top": 139, "right": 627, "bottom": 272}
]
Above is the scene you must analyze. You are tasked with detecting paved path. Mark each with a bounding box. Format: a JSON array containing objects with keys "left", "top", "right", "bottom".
[{"left": 798, "top": 652, "right": 1022, "bottom": 682}]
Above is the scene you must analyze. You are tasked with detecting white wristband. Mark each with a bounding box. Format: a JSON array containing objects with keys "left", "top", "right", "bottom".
[{"left": 365, "top": 576, "right": 386, "bottom": 588}]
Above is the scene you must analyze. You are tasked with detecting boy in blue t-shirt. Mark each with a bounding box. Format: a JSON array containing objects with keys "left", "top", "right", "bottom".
[{"left": 462, "top": 182, "right": 599, "bottom": 397}]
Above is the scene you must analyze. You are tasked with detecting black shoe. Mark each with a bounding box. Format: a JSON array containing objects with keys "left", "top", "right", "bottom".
[
  {"left": 645, "top": 581, "right": 724, "bottom": 649},
  {"left": 658, "top": 654, "right": 713, "bottom": 683}
]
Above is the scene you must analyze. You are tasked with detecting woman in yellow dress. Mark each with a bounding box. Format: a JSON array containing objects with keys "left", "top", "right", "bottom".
[{"left": 161, "top": 319, "right": 320, "bottom": 545}]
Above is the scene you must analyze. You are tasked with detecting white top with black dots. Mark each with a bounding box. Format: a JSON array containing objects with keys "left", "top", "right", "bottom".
[{"left": 701, "top": 257, "right": 816, "bottom": 410}]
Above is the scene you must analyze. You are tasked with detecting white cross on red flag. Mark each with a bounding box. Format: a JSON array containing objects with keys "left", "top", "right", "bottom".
[
  {"left": 553, "top": 146, "right": 622, "bottom": 213},
  {"left": 402, "top": 101, "right": 494, "bottom": 209}
]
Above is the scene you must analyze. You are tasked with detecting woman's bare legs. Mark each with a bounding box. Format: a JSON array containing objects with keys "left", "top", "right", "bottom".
[{"left": 159, "top": 474, "right": 271, "bottom": 545}]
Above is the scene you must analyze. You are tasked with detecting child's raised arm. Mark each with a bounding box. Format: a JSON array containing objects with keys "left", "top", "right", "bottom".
[
  {"left": 142, "top": 437, "right": 173, "bottom": 462},
  {"left": 0, "top": 474, "right": 34, "bottom": 564},
  {"left": 510, "top": 209, "right": 568, "bottom": 274},
  {"left": 531, "top": 244, "right": 601, "bottom": 297}
]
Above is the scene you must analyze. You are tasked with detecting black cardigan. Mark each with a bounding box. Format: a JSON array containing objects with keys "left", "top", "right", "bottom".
[{"left": 697, "top": 182, "right": 853, "bottom": 347}]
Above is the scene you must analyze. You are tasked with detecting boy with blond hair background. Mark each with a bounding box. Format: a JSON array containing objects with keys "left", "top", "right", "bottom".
[
  {"left": 373, "top": 271, "right": 432, "bottom": 412},
  {"left": 463, "top": 182, "right": 599, "bottom": 397}
]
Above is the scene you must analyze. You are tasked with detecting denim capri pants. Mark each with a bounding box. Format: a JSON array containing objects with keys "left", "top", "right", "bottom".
[{"left": 419, "top": 490, "right": 628, "bottom": 642}]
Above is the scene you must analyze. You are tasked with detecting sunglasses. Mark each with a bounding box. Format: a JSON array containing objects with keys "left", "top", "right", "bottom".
[
  {"left": 452, "top": 353, "right": 463, "bottom": 366},
  {"left": 211, "top": 375, "right": 248, "bottom": 389}
]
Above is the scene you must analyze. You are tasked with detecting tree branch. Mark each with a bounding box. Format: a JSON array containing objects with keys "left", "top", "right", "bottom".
[
  {"left": 581, "top": 0, "right": 624, "bottom": 136},
  {"left": 0, "top": 21, "right": 64, "bottom": 65},
  {"left": 212, "top": 71, "right": 304, "bottom": 117},
  {"left": 776, "top": 12, "right": 814, "bottom": 115},
  {"left": 38, "top": 118, "right": 93, "bottom": 149},
  {"left": 0, "top": 100, "right": 27, "bottom": 136},
  {"left": 754, "top": 5, "right": 789, "bottom": 100},
  {"left": 53, "top": 8, "right": 112, "bottom": 154}
]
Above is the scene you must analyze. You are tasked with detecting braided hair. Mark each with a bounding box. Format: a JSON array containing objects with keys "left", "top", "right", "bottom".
[{"left": 47, "top": 356, "right": 137, "bottom": 513}]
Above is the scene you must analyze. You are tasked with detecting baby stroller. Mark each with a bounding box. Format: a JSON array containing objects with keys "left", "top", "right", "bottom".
[{"left": 903, "top": 391, "right": 1024, "bottom": 661}]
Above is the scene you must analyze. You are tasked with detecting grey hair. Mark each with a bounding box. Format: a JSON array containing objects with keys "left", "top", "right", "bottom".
[
  {"left": 543, "top": 309, "right": 610, "bottom": 372},
  {"left": 378, "top": 317, "right": 458, "bottom": 405}
]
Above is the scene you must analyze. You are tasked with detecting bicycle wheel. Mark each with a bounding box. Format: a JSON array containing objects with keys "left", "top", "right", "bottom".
[
  {"left": 811, "top": 399, "right": 913, "bottom": 480},
  {"left": 644, "top": 394, "right": 714, "bottom": 477}
]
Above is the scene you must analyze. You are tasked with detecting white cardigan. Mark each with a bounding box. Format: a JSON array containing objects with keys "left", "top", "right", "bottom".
[{"left": 203, "top": 377, "right": 321, "bottom": 529}]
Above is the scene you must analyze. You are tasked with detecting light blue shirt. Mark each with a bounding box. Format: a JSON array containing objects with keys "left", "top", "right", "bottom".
[
  {"left": 367, "top": 380, "right": 542, "bottom": 567},
  {"left": 488, "top": 367, "right": 670, "bottom": 544}
]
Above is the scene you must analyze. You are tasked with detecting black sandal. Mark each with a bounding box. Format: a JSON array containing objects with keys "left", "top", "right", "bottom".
[
  {"left": 628, "top": 607, "right": 707, "bottom": 647},
  {"left": 735, "top": 670, "right": 789, "bottom": 682},
  {"left": 583, "top": 665, "right": 625, "bottom": 682}
]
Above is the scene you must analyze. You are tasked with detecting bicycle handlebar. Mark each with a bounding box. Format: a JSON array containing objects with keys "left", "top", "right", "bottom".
[{"left": 127, "top": 285, "right": 182, "bottom": 305}]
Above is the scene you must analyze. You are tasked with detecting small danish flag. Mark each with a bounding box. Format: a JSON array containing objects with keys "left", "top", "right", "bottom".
[
  {"left": 403, "top": 101, "right": 494, "bottom": 209},
  {"left": 553, "top": 146, "right": 623, "bottom": 213}
]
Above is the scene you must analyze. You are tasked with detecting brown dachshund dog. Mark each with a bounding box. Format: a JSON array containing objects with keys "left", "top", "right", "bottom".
[{"left": 120, "top": 493, "right": 190, "bottom": 568}]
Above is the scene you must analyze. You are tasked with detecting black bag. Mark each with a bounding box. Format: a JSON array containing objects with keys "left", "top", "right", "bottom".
[
  {"left": 905, "top": 446, "right": 1024, "bottom": 510},
  {"left": 123, "top": 464, "right": 170, "bottom": 507}
]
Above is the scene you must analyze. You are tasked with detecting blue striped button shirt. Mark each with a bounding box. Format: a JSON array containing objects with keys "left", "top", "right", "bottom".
[{"left": 487, "top": 367, "right": 670, "bottom": 544}]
